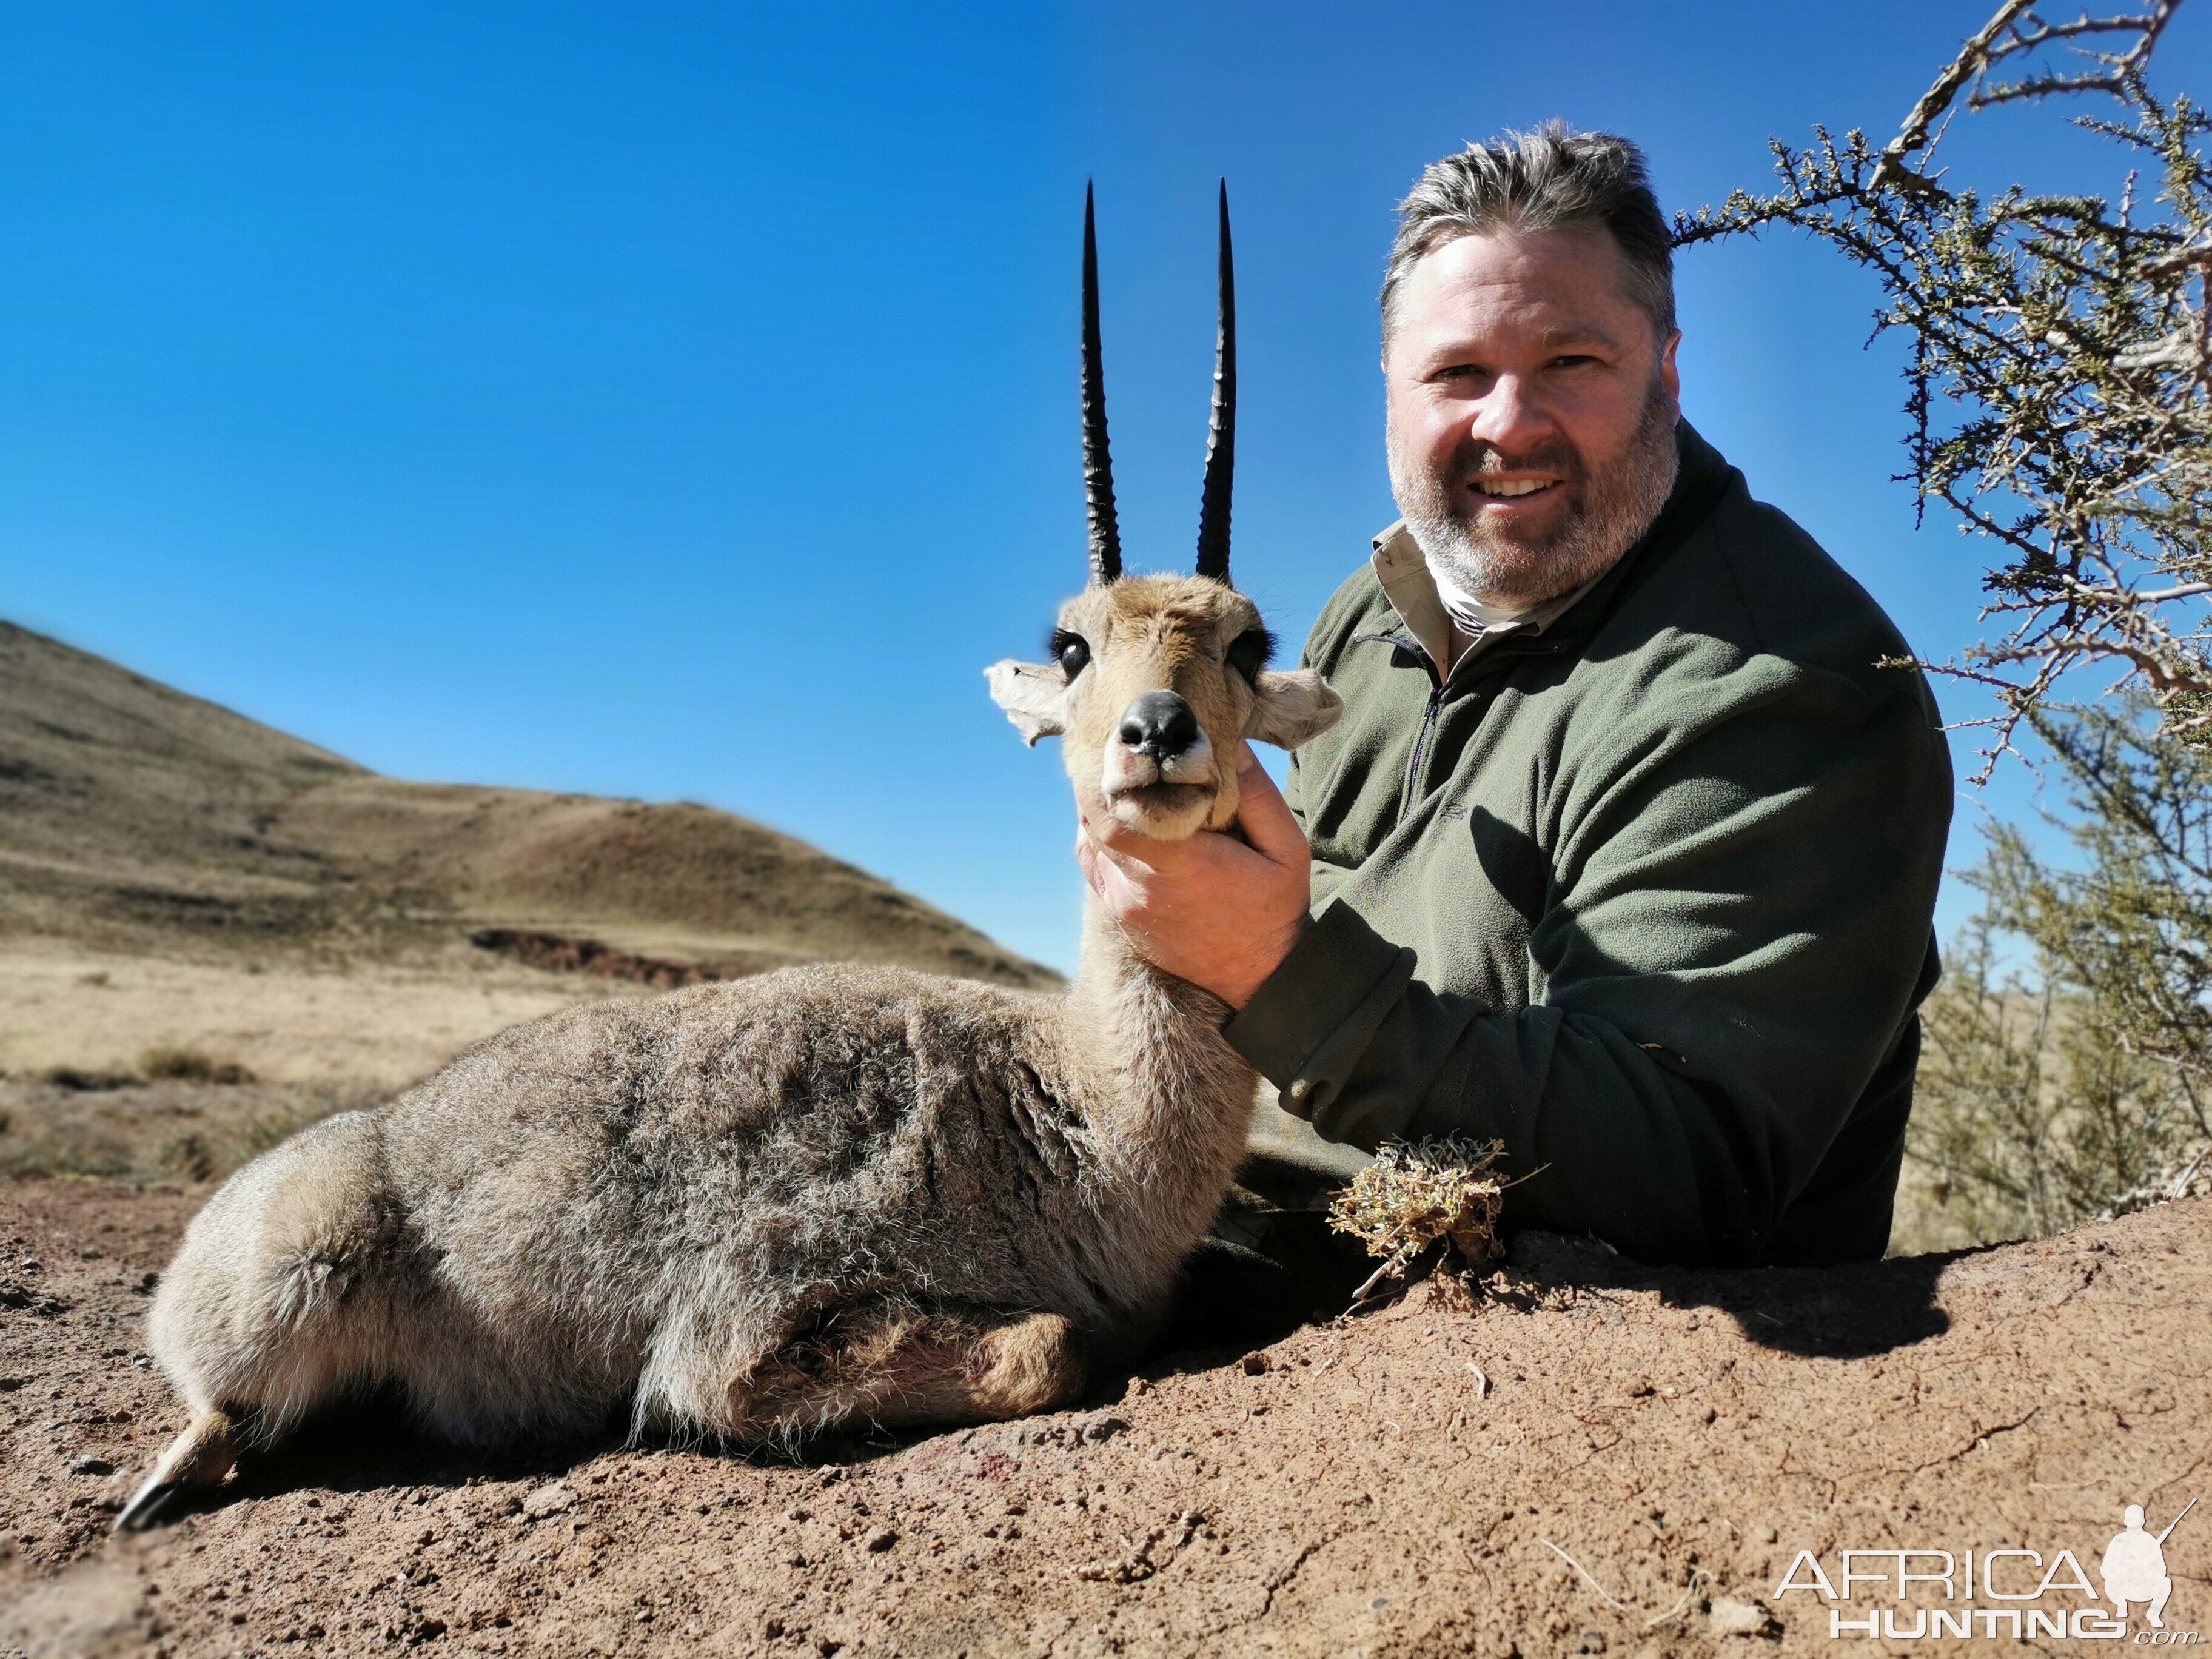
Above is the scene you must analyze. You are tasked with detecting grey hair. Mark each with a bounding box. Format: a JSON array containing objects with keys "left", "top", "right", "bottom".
[{"left": 1381, "top": 122, "right": 1675, "bottom": 343}]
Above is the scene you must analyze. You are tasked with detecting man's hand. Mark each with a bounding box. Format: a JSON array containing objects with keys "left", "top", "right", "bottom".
[{"left": 1075, "top": 745, "right": 1311, "bottom": 1009}]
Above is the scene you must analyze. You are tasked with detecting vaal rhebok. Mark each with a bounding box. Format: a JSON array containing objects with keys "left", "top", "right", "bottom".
[{"left": 121, "top": 183, "right": 1341, "bottom": 1529}]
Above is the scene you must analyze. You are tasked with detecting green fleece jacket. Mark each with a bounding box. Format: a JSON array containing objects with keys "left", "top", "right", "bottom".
[{"left": 1224, "top": 424, "right": 1952, "bottom": 1268}]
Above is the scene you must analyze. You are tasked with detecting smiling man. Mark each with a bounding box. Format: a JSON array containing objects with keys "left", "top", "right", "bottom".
[{"left": 1077, "top": 125, "right": 1954, "bottom": 1269}]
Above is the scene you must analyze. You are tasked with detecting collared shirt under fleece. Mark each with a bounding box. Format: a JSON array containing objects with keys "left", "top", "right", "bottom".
[{"left": 1223, "top": 423, "right": 1953, "bottom": 1269}]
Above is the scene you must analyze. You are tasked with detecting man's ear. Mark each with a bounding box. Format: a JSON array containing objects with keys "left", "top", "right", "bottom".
[
  {"left": 1245, "top": 668, "right": 1343, "bottom": 750},
  {"left": 985, "top": 660, "right": 1067, "bottom": 746}
]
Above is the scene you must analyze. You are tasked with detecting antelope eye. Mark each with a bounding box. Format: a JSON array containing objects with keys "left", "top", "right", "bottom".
[
  {"left": 1225, "top": 628, "right": 1272, "bottom": 686},
  {"left": 1052, "top": 631, "right": 1091, "bottom": 680}
]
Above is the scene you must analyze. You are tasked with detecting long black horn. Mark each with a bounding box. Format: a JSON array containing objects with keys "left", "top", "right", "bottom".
[
  {"left": 1195, "top": 179, "right": 1235, "bottom": 581},
  {"left": 1082, "top": 183, "right": 1122, "bottom": 586}
]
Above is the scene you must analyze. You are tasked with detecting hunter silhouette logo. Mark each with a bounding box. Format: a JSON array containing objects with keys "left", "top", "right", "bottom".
[
  {"left": 2104, "top": 1500, "right": 2195, "bottom": 1631},
  {"left": 1774, "top": 1495, "right": 2199, "bottom": 1641}
]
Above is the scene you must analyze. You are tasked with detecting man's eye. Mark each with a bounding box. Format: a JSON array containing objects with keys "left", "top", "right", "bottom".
[
  {"left": 1549, "top": 354, "right": 1600, "bottom": 369},
  {"left": 1052, "top": 632, "right": 1090, "bottom": 680}
]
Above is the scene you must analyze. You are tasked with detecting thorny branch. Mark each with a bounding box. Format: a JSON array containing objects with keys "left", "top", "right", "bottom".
[{"left": 1675, "top": 0, "right": 2208, "bottom": 780}]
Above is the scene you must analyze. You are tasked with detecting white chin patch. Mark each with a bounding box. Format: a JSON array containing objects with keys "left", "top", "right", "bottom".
[{"left": 1105, "top": 783, "right": 1216, "bottom": 839}]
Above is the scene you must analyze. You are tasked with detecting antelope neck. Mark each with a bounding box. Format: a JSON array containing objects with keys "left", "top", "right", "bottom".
[{"left": 1068, "top": 889, "right": 1252, "bottom": 1145}]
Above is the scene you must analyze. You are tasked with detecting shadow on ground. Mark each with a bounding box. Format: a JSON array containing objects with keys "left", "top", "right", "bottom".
[{"left": 1503, "top": 1230, "right": 1957, "bottom": 1359}]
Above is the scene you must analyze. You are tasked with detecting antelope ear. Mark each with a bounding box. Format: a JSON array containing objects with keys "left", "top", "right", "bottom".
[
  {"left": 1246, "top": 668, "right": 1342, "bottom": 750},
  {"left": 985, "top": 660, "right": 1067, "bottom": 746}
]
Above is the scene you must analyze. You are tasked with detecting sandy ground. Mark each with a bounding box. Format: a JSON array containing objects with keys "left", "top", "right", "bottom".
[
  {"left": 0, "top": 940, "right": 642, "bottom": 1091},
  {"left": 2, "top": 1168, "right": 2205, "bottom": 1658}
]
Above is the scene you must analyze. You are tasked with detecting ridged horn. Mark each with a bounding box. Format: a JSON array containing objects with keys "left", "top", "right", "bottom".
[
  {"left": 1195, "top": 180, "right": 1235, "bottom": 582},
  {"left": 1081, "top": 183, "right": 1122, "bottom": 586}
]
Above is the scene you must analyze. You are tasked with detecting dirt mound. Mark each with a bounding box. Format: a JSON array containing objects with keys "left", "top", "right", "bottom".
[
  {"left": 466, "top": 931, "right": 726, "bottom": 989},
  {"left": 3, "top": 1174, "right": 2204, "bottom": 1657}
]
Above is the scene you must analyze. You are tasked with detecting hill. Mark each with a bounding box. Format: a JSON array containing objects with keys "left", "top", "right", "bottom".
[{"left": 0, "top": 620, "right": 1057, "bottom": 1086}]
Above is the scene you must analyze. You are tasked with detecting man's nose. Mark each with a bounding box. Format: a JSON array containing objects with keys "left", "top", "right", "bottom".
[
  {"left": 1466, "top": 370, "right": 1553, "bottom": 452},
  {"left": 1117, "top": 691, "right": 1200, "bottom": 759}
]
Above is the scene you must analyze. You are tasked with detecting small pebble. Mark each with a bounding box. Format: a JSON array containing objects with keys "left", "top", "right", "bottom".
[
  {"left": 1708, "top": 1597, "right": 1771, "bottom": 1637},
  {"left": 521, "top": 1481, "right": 575, "bottom": 1520}
]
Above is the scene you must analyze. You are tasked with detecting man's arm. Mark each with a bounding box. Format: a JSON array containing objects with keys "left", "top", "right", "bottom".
[{"left": 1224, "top": 667, "right": 1952, "bottom": 1267}]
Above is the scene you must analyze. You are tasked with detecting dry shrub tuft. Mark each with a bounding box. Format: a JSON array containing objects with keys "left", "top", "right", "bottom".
[
  {"left": 161, "top": 1132, "right": 217, "bottom": 1184},
  {"left": 139, "top": 1047, "right": 256, "bottom": 1086},
  {"left": 41, "top": 1067, "right": 137, "bottom": 1093},
  {"left": 1328, "top": 1136, "right": 1506, "bottom": 1299},
  {"left": 239, "top": 1108, "right": 320, "bottom": 1159}
]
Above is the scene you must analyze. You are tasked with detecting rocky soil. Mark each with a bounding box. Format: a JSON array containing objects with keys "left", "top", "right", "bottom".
[{"left": 3, "top": 1176, "right": 2205, "bottom": 1659}]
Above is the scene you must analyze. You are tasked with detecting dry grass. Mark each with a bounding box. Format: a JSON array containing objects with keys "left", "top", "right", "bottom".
[
  {"left": 139, "top": 1047, "right": 256, "bottom": 1085},
  {"left": 1327, "top": 1136, "right": 1506, "bottom": 1298},
  {"left": 0, "top": 939, "right": 642, "bottom": 1090},
  {"left": 0, "top": 1073, "right": 371, "bottom": 1188}
]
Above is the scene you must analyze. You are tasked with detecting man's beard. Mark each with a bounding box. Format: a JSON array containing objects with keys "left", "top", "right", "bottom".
[{"left": 1389, "top": 373, "right": 1680, "bottom": 614}]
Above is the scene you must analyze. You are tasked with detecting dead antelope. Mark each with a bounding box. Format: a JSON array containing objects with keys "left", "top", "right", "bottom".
[{"left": 121, "top": 184, "right": 1340, "bottom": 1529}]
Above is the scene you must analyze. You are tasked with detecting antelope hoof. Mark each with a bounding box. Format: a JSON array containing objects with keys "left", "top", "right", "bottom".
[
  {"left": 116, "top": 1410, "right": 240, "bottom": 1532},
  {"left": 115, "top": 1478, "right": 182, "bottom": 1532}
]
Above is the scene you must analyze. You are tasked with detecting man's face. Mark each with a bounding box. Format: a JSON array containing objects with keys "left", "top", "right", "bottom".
[{"left": 1383, "top": 224, "right": 1682, "bottom": 611}]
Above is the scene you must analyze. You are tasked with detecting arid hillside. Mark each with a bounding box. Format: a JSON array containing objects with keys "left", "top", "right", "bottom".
[{"left": 0, "top": 620, "right": 1057, "bottom": 1087}]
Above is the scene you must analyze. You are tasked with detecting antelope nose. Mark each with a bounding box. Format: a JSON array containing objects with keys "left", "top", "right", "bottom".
[{"left": 1117, "top": 691, "right": 1199, "bottom": 759}]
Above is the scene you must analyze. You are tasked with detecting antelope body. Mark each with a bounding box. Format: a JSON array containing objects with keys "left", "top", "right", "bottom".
[{"left": 120, "top": 186, "right": 1342, "bottom": 1527}]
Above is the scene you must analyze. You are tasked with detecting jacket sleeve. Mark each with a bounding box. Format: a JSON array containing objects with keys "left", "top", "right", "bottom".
[{"left": 1227, "top": 658, "right": 1952, "bottom": 1267}]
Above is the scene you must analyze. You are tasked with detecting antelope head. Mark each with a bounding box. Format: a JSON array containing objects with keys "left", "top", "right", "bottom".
[{"left": 988, "top": 184, "right": 1342, "bottom": 840}]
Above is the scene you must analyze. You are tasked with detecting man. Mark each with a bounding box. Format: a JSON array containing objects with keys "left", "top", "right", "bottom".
[{"left": 1078, "top": 124, "right": 1952, "bottom": 1269}]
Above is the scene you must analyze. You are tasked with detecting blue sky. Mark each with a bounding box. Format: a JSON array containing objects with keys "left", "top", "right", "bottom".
[{"left": 4, "top": 2, "right": 2206, "bottom": 974}]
